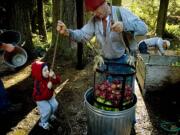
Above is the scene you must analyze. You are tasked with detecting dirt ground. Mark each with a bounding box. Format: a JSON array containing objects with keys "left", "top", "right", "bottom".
[{"left": 0, "top": 59, "right": 180, "bottom": 135}]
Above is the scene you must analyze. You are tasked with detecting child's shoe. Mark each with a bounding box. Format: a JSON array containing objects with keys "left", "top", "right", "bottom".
[
  {"left": 50, "top": 114, "right": 61, "bottom": 123},
  {"left": 39, "top": 122, "right": 52, "bottom": 130},
  {"left": 50, "top": 114, "right": 57, "bottom": 121}
]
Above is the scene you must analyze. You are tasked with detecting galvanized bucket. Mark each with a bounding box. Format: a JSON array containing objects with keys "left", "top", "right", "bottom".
[
  {"left": 84, "top": 88, "right": 137, "bottom": 135},
  {"left": 3, "top": 45, "right": 27, "bottom": 68}
]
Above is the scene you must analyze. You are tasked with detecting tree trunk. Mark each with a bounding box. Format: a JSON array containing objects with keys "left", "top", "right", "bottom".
[
  {"left": 112, "top": 0, "right": 122, "bottom": 6},
  {"left": 5, "top": 0, "right": 34, "bottom": 57},
  {"left": 0, "top": 2, "right": 8, "bottom": 29},
  {"left": 30, "top": 0, "right": 38, "bottom": 34},
  {"left": 51, "top": 0, "right": 76, "bottom": 62},
  {"left": 156, "top": 0, "right": 169, "bottom": 37},
  {"left": 76, "top": 0, "right": 84, "bottom": 69},
  {"left": 37, "top": 0, "right": 47, "bottom": 41}
]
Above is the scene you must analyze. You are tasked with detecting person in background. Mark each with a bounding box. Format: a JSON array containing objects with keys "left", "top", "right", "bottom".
[
  {"left": 0, "top": 42, "right": 22, "bottom": 115},
  {"left": 138, "top": 37, "right": 170, "bottom": 55},
  {"left": 31, "top": 61, "right": 61, "bottom": 130}
]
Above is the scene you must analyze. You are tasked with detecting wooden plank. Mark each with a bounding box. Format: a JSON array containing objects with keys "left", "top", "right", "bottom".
[
  {"left": 136, "top": 54, "right": 180, "bottom": 92},
  {"left": 136, "top": 56, "right": 146, "bottom": 91},
  {"left": 145, "top": 65, "right": 180, "bottom": 91},
  {"left": 6, "top": 79, "right": 69, "bottom": 135}
]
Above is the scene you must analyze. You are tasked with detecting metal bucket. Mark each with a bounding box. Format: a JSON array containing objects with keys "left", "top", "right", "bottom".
[
  {"left": 3, "top": 45, "right": 27, "bottom": 68},
  {"left": 84, "top": 88, "right": 137, "bottom": 135}
]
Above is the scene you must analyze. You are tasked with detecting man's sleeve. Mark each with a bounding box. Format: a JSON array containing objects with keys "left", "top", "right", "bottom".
[
  {"left": 157, "top": 38, "right": 165, "bottom": 54},
  {"left": 68, "top": 17, "right": 95, "bottom": 43},
  {"left": 119, "top": 7, "right": 148, "bottom": 36}
]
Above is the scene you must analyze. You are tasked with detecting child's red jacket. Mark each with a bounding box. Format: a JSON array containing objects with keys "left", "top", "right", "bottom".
[{"left": 31, "top": 61, "right": 61, "bottom": 101}]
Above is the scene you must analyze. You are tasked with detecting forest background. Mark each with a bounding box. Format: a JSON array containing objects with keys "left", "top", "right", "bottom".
[{"left": 0, "top": 0, "right": 179, "bottom": 67}]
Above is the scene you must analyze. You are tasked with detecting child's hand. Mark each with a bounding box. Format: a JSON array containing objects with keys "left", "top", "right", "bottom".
[
  {"left": 47, "top": 81, "right": 53, "bottom": 89},
  {"left": 49, "top": 69, "right": 56, "bottom": 79}
]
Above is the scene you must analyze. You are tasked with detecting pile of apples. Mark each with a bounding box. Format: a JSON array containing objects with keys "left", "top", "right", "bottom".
[{"left": 93, "top": 80, "right": 133, "bottom": 111}]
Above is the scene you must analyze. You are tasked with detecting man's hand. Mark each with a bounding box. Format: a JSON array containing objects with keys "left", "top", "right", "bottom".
[
  {"left": 57, "top": 20, "right": 69, "bottom": 36},
  {"left": 111, "top": 21, "right": 123, "bottom": 33},
  {"left": 1, "top": 43, "right": 15, "bottom": 52},
  {"left": 93, "top": 55, "right": 104, "bottom": 71},
  {"left": 137, "top": 53, "right": 143, "bottom": 61},
  {"left": 127, "top": 55, "right": 135, "bottom": 66}
]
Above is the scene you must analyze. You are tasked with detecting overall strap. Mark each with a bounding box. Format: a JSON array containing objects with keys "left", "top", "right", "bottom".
[{"left": 115, "top": 8, "right": 130, "bottom": 53}]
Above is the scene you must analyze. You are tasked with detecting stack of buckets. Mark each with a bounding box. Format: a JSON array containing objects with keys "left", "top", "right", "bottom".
[
  {"left": 0, "top": 30, "right": 27, "bottom": 68},
  {"left": 84, "top": 62, "right": 137, "bottom": 135}
]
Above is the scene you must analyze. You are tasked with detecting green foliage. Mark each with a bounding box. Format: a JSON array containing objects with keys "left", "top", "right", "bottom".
[
  {"left": 130, "top": 0, "right": 159, "bottom": 32},
  {"left": 168, "top": 0, "right": 180, "bottom": 16},
  {"left": 123, "top": 0, "right": 180, "bottom": 51},
  {"left": 32, "top": 33, "right": 50, "bottom": 56},
  {"left": 166, "top": 24, "right": 180, "bottom": 38},
  {"left": 44, "top": 0, "right": 52, "bottom": 31},
  {"left": 127, "top": 0, "right": 180, "bottom": 36}
]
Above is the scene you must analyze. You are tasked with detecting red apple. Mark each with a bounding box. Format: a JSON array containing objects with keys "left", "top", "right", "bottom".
[
  {"left": 106, "top": 93, "right": 115, "bottom": 100},
  {"left": 111, "top": 83, "right": 117, "bottom": 90},
  {"left": 94, "top": 89, "right": 100, "bottom": 97},
  {"left": 99, "top": 84, "right": 106, "bottom": 91},
  {"left": 116, "top": 83, "right": 122, "bottom": 89},
  {"left": 115, "top": 94, "right": 121, "bottom": 101},
  {"left": 107, "top": 86, "right": 112, "bottom": 92},
  {"left": 103, "top": 80, "right": 111, "bottom": 87},
  {"left": 99, "top": 91, "right": 106, "bottom": 98},
  {"left": 95, "top": 84, "right": 99, "bottom": 90}
]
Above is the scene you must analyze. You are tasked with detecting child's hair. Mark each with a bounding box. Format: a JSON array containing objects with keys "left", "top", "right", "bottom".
[{"left": 163, "top": 40, "right": 170, "bottom": 49}]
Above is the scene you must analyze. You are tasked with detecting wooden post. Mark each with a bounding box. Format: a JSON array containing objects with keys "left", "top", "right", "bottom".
[{"left": 76, "top": 0, "right": 84, "bottom": 69}]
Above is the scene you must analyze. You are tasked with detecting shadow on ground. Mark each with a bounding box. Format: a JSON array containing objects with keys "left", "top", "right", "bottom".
[{"left": 143, "top": 82, "right": 180, "bottom": 135}]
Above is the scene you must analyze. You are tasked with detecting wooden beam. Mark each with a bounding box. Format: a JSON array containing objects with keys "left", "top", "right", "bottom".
[{"left": 6, "top": 79, "right": 69, "bottom": 135}]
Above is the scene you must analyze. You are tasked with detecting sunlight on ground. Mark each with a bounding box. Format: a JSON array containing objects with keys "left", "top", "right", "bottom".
[
  {"left": 135, "top": 80, "right": 153, "bottom": 135},
  {"left": 6, "top": 79, "right": 69, "bottom": 135},
  {"left": 2, "top": 65, "right": 31, "bottom": 89}
]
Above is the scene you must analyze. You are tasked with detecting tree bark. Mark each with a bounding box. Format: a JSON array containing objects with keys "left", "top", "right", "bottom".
[
  {"left": 30, "top": 0, "right": 38, "bottom": 34},
  {"left": 4, "top": 0, "right": 34, "bottom": 57},
  {"left": 112, "top": 0, "right": 122, "bottom": 6},
  {"left": 51, "top": 0, "right": 76, "bottom": 62},
  {"left": 156, "top": 0, "right": 169, "bottom": 37},
  {"left": 37, "top": 0, "right": 47, "bottom": 41}
]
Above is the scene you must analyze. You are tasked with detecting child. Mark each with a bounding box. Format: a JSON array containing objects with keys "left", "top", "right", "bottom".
[
  {"left": 31, "top": 61, "right": 61, "bottom": 130},
  {"left": 138, "top": 37, "right": 170, "bottom": 55}
]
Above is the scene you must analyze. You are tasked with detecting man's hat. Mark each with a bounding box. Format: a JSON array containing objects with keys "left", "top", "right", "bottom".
[{"left": 85, "top": 0, "right": 105, "bottom": 11}]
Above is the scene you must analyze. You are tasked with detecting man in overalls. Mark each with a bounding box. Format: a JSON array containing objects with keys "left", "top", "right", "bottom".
[{"left": 57, "top": 0, "right": 148, "bottom": 125}]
